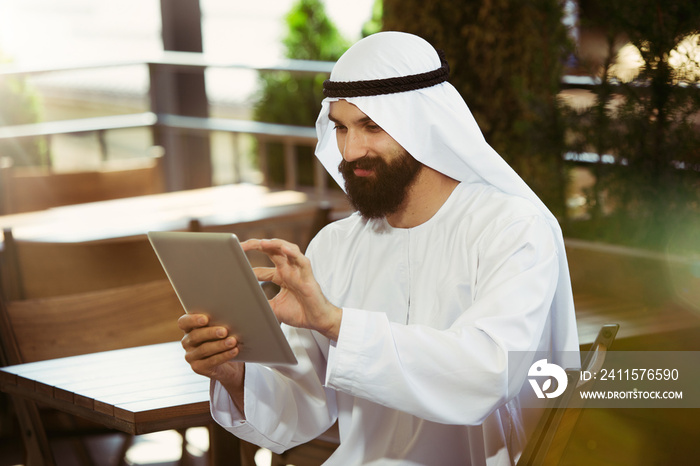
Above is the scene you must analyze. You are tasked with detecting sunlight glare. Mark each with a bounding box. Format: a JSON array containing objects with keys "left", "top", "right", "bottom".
[{"left": 125, "top": 431, "right": 183, "bottom": 464}]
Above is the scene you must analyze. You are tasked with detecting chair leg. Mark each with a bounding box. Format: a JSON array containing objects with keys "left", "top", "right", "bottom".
[
  {"left": 176, "top": 428, "right": 191, "bottom": 466},
  {"left": 240, "top": 440, "right": 260, "bottom": 466},
  {"left": 69, "top": 436, "right": 97, "bottom": 466},
  {"left": 12, "top": 396, "right": 56, "bottom": 466},
  {"left": 209, "top": 423, "right": 245, "bottom": 466},
  {"left": 115, "top": 433, "right": 136, "bottom": 466}
]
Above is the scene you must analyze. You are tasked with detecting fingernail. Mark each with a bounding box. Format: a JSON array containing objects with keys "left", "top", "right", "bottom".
[
  {"left": 198, "top": 316, "right": 207, "bottom": 325},
  {"left": 216, "top": 328, "right": 226, "bottom": 337},
  {"left": 225, "top": 337, "right": 235, "bottom": 347}
]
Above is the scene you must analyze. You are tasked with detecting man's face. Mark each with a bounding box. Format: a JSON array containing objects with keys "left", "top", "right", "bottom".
[{"left": 329, "top": 100, "right": 422, "bottom": 219}]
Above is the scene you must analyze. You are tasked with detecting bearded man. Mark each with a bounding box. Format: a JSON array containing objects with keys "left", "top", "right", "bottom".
[{"left": 179, "top": 32, "right": 579, "bottom": 465}]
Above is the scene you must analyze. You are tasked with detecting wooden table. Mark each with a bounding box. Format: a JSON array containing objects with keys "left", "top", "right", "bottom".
[
  {"left": 573, "top": 292, "right": 700, "bottom": 349},
  {"left": 0, "top": 183, "right": 317, "bottom": 243},
  {"left": 0, "top": 341, "right": 241, "bottom": 465}
]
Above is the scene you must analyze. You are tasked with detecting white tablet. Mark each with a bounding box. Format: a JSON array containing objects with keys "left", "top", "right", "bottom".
[{"left": 148, "top": 231, "right": 297, "bottom": 365}]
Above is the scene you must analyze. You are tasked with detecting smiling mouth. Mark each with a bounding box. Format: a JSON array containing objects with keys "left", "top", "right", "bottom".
[{"left": 353, "top": 168, "right": 374, "bottom": 177}]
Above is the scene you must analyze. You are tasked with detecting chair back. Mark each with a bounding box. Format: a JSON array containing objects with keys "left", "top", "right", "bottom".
[
  {"left": 517, "top": 323, "right": 620, "bottom": 466},
  {"left": 0, "top": 279, "right": 184, "bottom": 364},
  {"left": 1, "top": 228, "right": 168, "bottom": 301},
  {"left": 0, "top": 153, "right": 164, "bottom": 215}
]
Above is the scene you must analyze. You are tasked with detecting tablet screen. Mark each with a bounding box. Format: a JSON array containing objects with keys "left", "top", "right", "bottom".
[{"left": 148, "top": 231, "right": 297, "bottom": 365}]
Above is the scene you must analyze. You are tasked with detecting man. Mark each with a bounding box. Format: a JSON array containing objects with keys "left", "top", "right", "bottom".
[{"left": 180, "top": 32, "right": 579, "bottom": 465}]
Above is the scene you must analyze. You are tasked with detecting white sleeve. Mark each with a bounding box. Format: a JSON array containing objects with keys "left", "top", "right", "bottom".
[
  {"left": 325, "top": 215, "right": 560, "bottom": 425},
  {"left": 210, "top": 327, "right": 338, "bottom": 453}
]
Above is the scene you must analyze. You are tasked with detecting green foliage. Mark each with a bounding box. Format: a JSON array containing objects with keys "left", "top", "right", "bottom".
[
  {"left": 382, "top": 0, "right": 700, "bottom": 252},
  {"left": 0, "top": 52, "right": 47, "bottom": 166},
  {"left": 382, "top": 0, "right": 574, "bottom": 218},
  {"left": 567, "top": 0, "right": 700, "bottom": 251},
  {"left": 361, "top": 0, "right": 383, "bottom": 38},
  {"left": 253, "top": 0, "right": 349, "bottom": 186},
  {"left": 282, "top": 0, "right": 350, "bottom": 61}
]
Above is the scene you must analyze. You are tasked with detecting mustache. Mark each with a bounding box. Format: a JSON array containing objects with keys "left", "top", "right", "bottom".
[{"left": 338, "top": 156, "right": 385, "bottom": 174}]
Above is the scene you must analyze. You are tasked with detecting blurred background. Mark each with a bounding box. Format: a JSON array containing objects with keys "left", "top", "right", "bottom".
[
  {"left": 0, "top": 0, "right": 697, "bottom": 252},
  {"left": 0, "top": 0, "right": 699, "bottom": 465},
  {"left": 0, "top": 0, "right": 373, "bottom": 186}
]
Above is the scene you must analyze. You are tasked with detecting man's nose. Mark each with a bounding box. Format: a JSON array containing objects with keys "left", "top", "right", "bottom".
[{"left": 342, "top": 130, "right": 367, "bottom": 162}]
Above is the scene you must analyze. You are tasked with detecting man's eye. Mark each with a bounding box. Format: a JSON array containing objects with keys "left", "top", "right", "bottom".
[
  {"left": 366, "top": 124, "right": 382, "bottom": 132},
  {"left": 334, "top": 125, "right": 347, "bottom": 131}
]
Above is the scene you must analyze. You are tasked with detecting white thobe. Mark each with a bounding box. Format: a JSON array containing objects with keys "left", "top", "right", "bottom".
[{"left": 210, "top": 182, "right": 579, "bottom": 465}]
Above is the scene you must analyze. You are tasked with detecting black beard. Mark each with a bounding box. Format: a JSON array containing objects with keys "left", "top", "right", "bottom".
[{"left": 339, "top": 151, "right": 423, "bottom": 220}]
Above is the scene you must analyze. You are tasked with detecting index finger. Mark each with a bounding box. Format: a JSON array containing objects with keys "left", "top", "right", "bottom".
[
  {"left": 240, "top": 238, "right": 262, "bottom": 253},
  {"left": 258, "top": 239, "right": 303, "bottom": 259}
]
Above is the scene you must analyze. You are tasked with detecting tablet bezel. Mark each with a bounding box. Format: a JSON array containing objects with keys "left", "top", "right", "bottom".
[{"left": 148, "top": 231, "right": 297, "bottom": 365}]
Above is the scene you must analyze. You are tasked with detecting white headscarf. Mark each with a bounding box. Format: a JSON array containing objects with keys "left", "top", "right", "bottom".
[{"left": 314, "top": 31, "right": 580, "bottom": 359}]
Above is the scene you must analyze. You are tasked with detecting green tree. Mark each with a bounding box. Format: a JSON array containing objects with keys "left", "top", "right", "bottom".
[
  {"left": 253, "top": 0, "right": 349, "bottom": 186},
  {"left": 361, "top": 0, "right": 383, "bottom": 38},
  {"left": 570, "top": 0, "right": 700, "bottom": 251},
  {"left": 382, "top": 0, "right": 574, "bottom": 218}
]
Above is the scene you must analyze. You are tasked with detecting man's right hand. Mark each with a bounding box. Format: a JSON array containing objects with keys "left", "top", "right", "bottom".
[{"left": 178, "top": 313, "right": 246, "bottom": 413}]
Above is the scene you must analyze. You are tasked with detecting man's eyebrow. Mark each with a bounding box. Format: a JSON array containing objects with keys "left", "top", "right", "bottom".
[{"left": 328, "top": 114, "right": 374, "bottom": 125}]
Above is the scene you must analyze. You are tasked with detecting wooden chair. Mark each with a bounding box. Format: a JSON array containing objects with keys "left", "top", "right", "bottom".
[
  {"left": 0, "top": 279, "right": 185, "bottom": 466},
  {"left": 0, "top": 226, "right": 202, "bottom": 465},
  {"left": 517, "top": 323, "right": 620, "bottom": 466},
  {"left": 0, "top": 228, "right": 168, "bottom": 301},
  {"left": 0, "top": 151, "right": 165, "bottom": 215},
  {"left": 0, "top": 226, "right": 260, "bottom": 465}
]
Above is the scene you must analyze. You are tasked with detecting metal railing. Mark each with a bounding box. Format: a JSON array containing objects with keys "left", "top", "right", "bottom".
[
  {"left": 4, "top": 53, "right": 660, "bottom": 194},
  {"left": 0, "top": 52, "right": 335, "bottom": 196}
]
